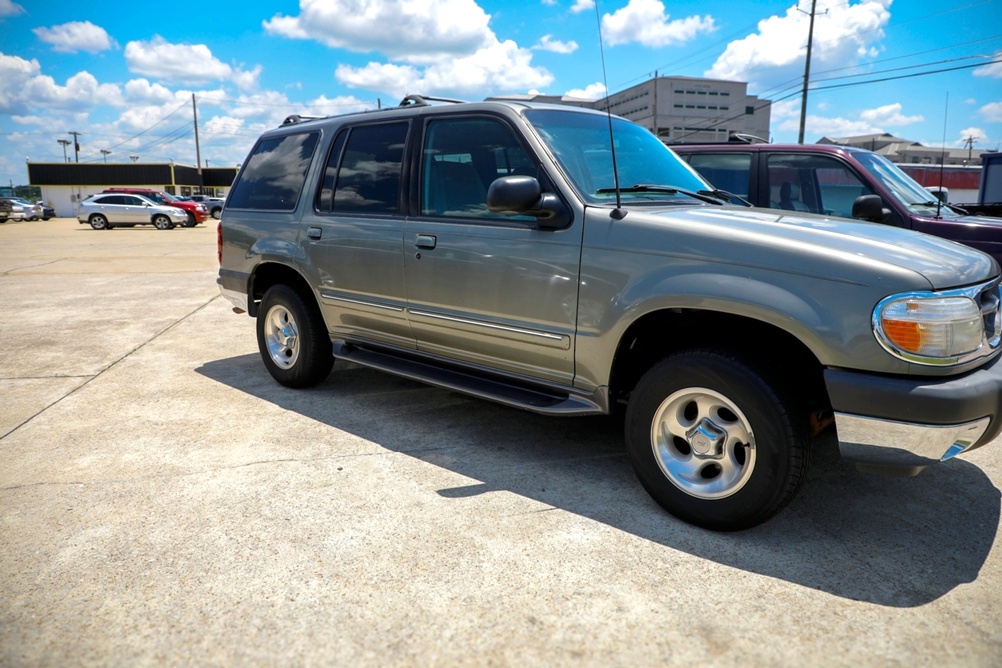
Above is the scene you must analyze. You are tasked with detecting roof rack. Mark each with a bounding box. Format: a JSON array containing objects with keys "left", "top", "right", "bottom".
[
  {"left": 281, "top": 114, "right": 324, "bottom": 126},
  {"left": 398, "top": 94, "right": 466, "bottom": 108}
]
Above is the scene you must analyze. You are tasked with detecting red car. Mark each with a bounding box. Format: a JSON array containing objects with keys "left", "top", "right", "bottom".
[{"left": 102, "top": 188, "right": 207, "bottom": 227}]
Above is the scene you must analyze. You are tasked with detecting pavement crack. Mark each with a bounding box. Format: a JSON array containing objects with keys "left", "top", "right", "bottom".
[{"left": 0, "top": 295, "right": 222, "bottom": 441}]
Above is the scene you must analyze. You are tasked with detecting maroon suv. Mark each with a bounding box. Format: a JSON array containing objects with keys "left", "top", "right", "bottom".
[
  {"left": 102, "top": 188, "right": 207, "bottom": 227},
  {"left": 672, "top": 143, "right": 1002, "bottom": 264}
]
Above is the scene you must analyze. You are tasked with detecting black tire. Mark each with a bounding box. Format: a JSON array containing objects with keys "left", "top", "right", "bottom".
[
  {"left": 256, "top": 284, "right": 334, "bottom": 388},
  {"left": 211, "top": 207, "right": 222, "bottom": 219},
  {"left": 184, "top": 212, "right": 197, "bottom": 227},
  {"left": 625, "top": 349, "right": 809, "bottom": 531},
  {"left": 153, "top": 214, "right": 173, "bottom": 230},
  {"left": 89, "top": 214, "right": 109, "bottom": 230}
]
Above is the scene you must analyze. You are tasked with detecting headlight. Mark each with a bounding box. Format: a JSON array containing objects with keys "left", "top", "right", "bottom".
[{"left": 873, "top": 282, "right": 1001, "bottom": 365}]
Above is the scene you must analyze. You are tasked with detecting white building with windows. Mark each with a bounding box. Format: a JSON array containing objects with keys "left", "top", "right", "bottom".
[
  {"left": 596, "top": 76, "right": 771, "bottom": 144},
  {"left": 493, "top": 76, "right": 771, "bottom": 144}
]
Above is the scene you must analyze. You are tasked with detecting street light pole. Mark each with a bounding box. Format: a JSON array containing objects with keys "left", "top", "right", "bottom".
[
  {"left": 57, "top": 139, "right": 71, "bottom": 162},
  {"left": 100, "top": 150, "right": 111, "bottom": 162}
]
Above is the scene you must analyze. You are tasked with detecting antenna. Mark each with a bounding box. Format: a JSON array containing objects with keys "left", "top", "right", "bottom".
[
  {"left": 594, "top": 3, "right": 624, "bottom": 219},
  {"left": 936, "top": 93, "right": 948, "bottom": 219}
]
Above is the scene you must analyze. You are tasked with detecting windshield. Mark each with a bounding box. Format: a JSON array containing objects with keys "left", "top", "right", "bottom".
[
  {"left": 853, "top": 151, "right": 947, "bottom": 214},
  {"left": 523, "top": 109, "right": 711, "bottom": 206}
]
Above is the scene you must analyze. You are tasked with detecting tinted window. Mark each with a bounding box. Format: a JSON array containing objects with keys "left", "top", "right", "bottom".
[
  {"left": 684, "top": 153, "right": 751, "bottom": 200},
  {"left": 228, "top": 132, "right": 320, "bottom": 211},
  {"left": 328, "top": 122, "right": 407, "bottom": 214},
  {"left": 767, "top": 154, "right": 874, "bottom": 218},
  {"left": 421, "top": 117, "right": 534, "bottom": 219},
  {"left": 96, "top": 195, "right": 127, "bottom": 205}
]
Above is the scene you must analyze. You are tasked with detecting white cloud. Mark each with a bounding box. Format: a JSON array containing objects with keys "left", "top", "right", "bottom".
[
  {"left": 859, "top": 103, "right": 922, "bottom": 127},
  {"left": 565, "top": 82, "right": 606, "bottom": 99},
  {"left": 33, "top": 21, "right": 117, "bottom": 54},
  {"left": 124, "top": 78, "right": 176, "bottom": 105},
  {"left": 336, "top": 38, "right": 553, "bottom": 98},
  {"left": 776, "top": 101, "right": 923, "bottom": 139},
  {"left": 0, "top": 0, "right": 24, "bottom": 17},
  {"left": 535, "top": 34, "right": 578, "bottom": 54},
  {"left": 570, "top": 0, "right": 594, "bottom": 14},
  {"left": 973, "top": 52, "right": 1002, "bottom": 78},
  {"left": 980, "top": 101, "right": 1002, "bottom": 123},
  {"left": 602, "top": 0, "right": 715, "bottom": 48},
  {"left": 0, "top": 54, "right": 123, "bottom": 115},
  {"left": 124, "top": 37, "right": 260, "bottom": 90},
  {"left": 264, "top": 0, "right": 491, "bottom": 62},
  {"left": 706, "top": 0, "right": 891, "bottom": 90},
  {"left": 126, "top": 36, "right": 232, "bottom": 81}
]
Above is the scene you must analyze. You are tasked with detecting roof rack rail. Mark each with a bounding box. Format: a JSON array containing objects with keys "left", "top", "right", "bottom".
[
  {"left": 281, "top": 114, "right": 324, "bottom": 126},
  {"left": 398, "top": 94, "right": 466, "bottom": 108}
]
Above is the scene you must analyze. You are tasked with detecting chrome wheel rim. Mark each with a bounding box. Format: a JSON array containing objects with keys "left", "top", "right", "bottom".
[
  {"left": 650, "top": 387, "right": 756, "bottom": 499},
  {"left": 263, "top": 304, "right": 299, "bottom": 369}
]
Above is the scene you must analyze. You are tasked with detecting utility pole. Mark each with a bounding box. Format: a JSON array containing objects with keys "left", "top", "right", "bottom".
[
  {"left": 192, "top": 94, "right": 202, "bottom": 178},
  {"left": 964, "top": 135, "right": 978, "bottom": 162},
  {"left": 797, "top": 0, "right": 819, "bottom": 144},
  {"left": 67, "top": 131, "right": 81, "bottom": 162},
  {"left": 57, "top": 138, "right": 71, "bottom": 162},
  {"left": 100, "top": 149, "right": 111, "bottom": 162}
]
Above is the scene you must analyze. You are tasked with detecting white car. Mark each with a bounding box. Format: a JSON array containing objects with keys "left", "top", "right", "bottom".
[
  {"left": 9, "top": 197, "right": 41, "bottom": 220},
  {"left": 76, "top": 193, "right": 188, "bottom": 230}
]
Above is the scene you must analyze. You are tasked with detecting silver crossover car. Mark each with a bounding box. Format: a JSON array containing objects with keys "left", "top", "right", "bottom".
[{"left": 77, "top": 193, "right": 188, "bottom": 230}]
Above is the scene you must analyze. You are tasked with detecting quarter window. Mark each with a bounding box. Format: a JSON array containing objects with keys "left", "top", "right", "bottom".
[{"left": 228, "top": 131, "right": 320, "bottom": 211}]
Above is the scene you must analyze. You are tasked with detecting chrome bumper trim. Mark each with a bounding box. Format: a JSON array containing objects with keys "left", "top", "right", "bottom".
[
  {"left": 219, "top": 285, "right": 248, "bottom": 313},
  {"left": 835, "top": 412, "right": 991, "bottom": 469}
]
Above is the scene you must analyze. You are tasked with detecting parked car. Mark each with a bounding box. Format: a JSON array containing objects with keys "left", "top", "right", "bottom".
[
  {"left": 0, "top": 197, "right": 25, "bottom": 223},
  {"left": 101, "top": 188, "right": 208, "bottom": 226},
  {"left": 670, "top": 142, "right": 1002, "bottom": 263},
  {"left": 77, "top": 193, "right": 188, "bottom": 230},
  {"left": 9, "top": 197, "right": 43, "bottom": 221},
  {"left": 218, "top": 96, "right": 1002, "bottom": 531},
  {"left": 36, "top": 202, "right": 55, "bottom": 220},
  {"left": 189, "top": 194, "right": 225, "bottom": 219}
]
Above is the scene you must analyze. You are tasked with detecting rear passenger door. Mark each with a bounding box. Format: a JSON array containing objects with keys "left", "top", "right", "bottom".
[
  {"left": 402, "top": 115, "right": 582, "bottom": 386},
  {"left": 300, "top": 121, "right": 415, "bottom": 350}
]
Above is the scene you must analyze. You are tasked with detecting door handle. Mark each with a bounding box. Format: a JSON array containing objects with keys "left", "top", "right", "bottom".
[
  {"left": 415, "top": 234, "right": 437, "bottom": 249},
  {"left": 307, "top": 226, "right": 322, "bottom": 240}
]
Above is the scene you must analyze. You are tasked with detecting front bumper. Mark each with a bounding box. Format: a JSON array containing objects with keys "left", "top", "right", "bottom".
[{"left": 826, "top": 354, "right": 1002, "bottom": 474}]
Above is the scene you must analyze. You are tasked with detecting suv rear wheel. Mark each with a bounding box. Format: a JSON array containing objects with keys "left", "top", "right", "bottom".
[
  {"left": 89, "top": 214, "right": 109, "bottom": 230},
  {"left": 256, "top": 284, "right": 334, "bottom": 388},
  {"left": 625, "top": 349, "right": 809, "bottom": 531}
]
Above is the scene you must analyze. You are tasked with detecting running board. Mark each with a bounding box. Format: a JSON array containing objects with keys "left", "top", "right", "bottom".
[{"left": 333, "top": 342, "right": 605, "bottom": 416}]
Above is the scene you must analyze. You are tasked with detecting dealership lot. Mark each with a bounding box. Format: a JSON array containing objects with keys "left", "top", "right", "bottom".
[{"left": 2, "top": 217, "right": 1001, "bottom": 666}]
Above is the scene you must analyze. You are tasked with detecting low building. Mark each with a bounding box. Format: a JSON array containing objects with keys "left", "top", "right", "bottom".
[
  {"left": 818, "top": 133, "right": 987, "bottom": 166},
  {"left": 26, "top": 162, "right": 237, "bottom": 217}
]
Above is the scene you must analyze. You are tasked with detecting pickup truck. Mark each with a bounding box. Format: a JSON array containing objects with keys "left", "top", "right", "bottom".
[
  {"left": 217, "top": 97, "right": 1002, "bottom": 531},
  {"left": 671, "top": 142, "right": 1002, "bottom": 263},
  {"left": 189, "top": 194, "right": 225, "bottom": 219}
]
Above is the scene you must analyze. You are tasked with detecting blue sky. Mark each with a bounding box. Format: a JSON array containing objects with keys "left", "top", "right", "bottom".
[{"left": 1, "top": 0, "right": 1000, "bottom": 186}]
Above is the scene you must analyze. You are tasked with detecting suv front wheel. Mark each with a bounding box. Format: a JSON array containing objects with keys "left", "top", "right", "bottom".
[
  {"left": 256, "top": 284, "right": 334, "bottom": 388},
  {"left": 625, "top": 349, "right": 809, "bottom": 531}
]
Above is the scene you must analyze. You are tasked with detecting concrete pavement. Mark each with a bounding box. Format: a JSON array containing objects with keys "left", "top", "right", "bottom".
[{"left": 2, "top": 217, "right": 1001, "bottom": 666}]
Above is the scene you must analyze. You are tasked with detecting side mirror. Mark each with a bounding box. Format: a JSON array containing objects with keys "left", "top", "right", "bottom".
[
  {"left": 487, "top": 175, "right": 570, "bottom": 230},
  {"left": 852, "top": 194, "right": 891, "bottom": 223}
]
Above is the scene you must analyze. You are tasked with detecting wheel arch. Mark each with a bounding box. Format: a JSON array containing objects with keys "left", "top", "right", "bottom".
[
  {"left": 248, "top": 261, "right": 317, "bottom": 319},
  {"left": 608, "top": 308, "right": 831, "bottom": 419}
]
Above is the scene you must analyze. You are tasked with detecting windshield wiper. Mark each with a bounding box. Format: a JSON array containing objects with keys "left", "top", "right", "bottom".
[{"left": 595, "top": 184, "right": 724, "bottom": 205}]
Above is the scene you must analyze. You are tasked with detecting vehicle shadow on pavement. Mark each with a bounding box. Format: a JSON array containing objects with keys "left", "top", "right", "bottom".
[{"left": 197, "top": 355, "right": 1000, "bottom": 608}]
